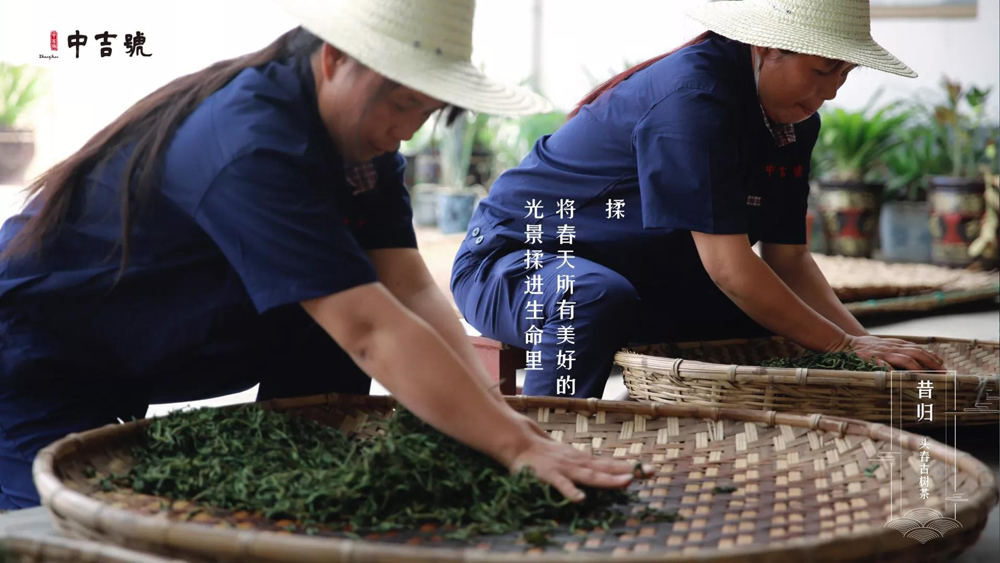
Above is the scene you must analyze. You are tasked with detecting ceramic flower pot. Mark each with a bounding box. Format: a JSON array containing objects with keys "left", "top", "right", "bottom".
[
  {"left": 878, "top": 200, "right": 932, "bottom": 263},
  {"left": 436, "top": 189, "right": 477, "bottom": 234},
  {"left": 410, "top": 184, "right": 440, "bottom": 227},
  {"left": 806, "top": 192, "right": 827, "bottom": 254},
  {"left": 928, "top": 176, "right": 986, "bottom": 268},
  {"left": 818, "top": 180, "right": 881, "bottom": 258}
]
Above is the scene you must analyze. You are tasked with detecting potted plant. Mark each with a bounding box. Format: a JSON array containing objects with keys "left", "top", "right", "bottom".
[
  {"left": 401, "top": 120, "right": 442, "bottom": 227},
  {"left": 0, "top": 63, "right": 43, "bottom": 185},
  {"left": 489, "top": 110, "right": 567, "bottom": 177},
  {"left": 926, "top": 79, "right": 996, "bottom": 268},
  {"left": 968, "top": 165, "right": 999, "bottom": 268},
  {"left": 814, "top": 96, "right": 910, "bottom": 257},
  {"left": 806, "top": 150, "right": 828, "bottom": 254},
  {"left": 878, "top": 124, "right": 949, "bottom": 262},
  {"left": 436, "top": 110, "right": 492, "bottom": 234},
  {"left": 429, "top": 101, "right": 567, "bottom": 235}
]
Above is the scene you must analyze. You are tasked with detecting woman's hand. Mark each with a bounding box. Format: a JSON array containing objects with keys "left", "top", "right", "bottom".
[
  {"left": 842, "top": 335, "right": 945, "bottom": 370},
  {"left": 495, "top": 414, "right": 655, "bottom": 502},
  {"left": 303, "top": 284, "right": 653, "bottom": 503}
]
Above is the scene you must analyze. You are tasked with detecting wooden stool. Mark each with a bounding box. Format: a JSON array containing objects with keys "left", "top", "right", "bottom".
[{"left": 467, "top": 335, "right": 523, "bottom": 396}]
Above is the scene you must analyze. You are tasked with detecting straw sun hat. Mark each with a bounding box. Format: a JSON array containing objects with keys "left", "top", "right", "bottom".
[
  {"left": 686, "top": 0, "right": 917, "bottom": 78},
  {"left": 272, "top": 0, "right": 552, "bottom": 116}
]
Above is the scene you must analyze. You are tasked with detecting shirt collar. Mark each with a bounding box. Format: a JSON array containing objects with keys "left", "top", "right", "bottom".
[
  {"left": 293, "top": 55, "right": 379, "bottom": 194},
  {"left": 759, "top": 102, "right": 797, "bottom": 147},
  {"left": 730, "top": 40, "right": 797, "bottom": 147}
]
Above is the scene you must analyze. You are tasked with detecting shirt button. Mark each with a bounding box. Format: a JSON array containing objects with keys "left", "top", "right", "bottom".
[
  {"left": 475, "top": 235, "right": 484, "bottom": 244},
  {"left": 472, "top": 227, "right": 481, "bottom": 236}
]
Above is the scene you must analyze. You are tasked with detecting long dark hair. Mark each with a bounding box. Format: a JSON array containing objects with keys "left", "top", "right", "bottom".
[
  {"left": 568, "top": 31, "right": 717, "bottom": 119},
  {"left": 2, "top": 28, "right": 325, "bottom": 268},
  {"left": 3, "top": 27, "right": 466, "bottom": 276}
]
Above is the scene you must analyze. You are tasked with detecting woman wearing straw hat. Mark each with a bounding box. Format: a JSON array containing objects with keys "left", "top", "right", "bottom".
[
  {"left": 452, "top": 0, "right": 945, "bottom": 399},
  {"left": 0, "top": 0, "right": 650, "bottom": 509}
]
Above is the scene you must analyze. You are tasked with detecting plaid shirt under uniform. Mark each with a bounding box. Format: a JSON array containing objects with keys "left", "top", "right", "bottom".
[
  {"left": 760, "top": 102, "right": 796, "bottom": 147},
  {"left": 345, "top": 161, "right": 379, "bottom": 195}
]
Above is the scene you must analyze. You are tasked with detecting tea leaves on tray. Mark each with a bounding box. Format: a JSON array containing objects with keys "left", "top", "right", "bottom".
[
  {"left": 760, "top": 351, "right": 884, "bottom": 371},
  {"left": 110, "top": 404, "right": 672, "bottom": 541}
]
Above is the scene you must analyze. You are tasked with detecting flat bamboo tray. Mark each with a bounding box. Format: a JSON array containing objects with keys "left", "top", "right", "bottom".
[
  {"left": 0, "top": 533, "right": 182, "bottom": 562},
  {"left": 616, "top": 335, "right": 999, "bottom": 427},
  {"left": 843, "top": 287, "right": 1000, "bottom": 316},
  {"left": 811, "top": 253, "right": 999, "bottom": 308},
  {"left": 34, "top": 394, "right": 998, "bottom": 562}
]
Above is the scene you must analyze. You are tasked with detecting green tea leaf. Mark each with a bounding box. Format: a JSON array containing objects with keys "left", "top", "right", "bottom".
[{"left": 113, "top": 404, "right": 652, "bottom": 544}]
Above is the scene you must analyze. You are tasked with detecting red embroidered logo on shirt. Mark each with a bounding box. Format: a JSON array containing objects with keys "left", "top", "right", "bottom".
[{"left": 764, "top": 163, "right": 805, "bottom": 182}]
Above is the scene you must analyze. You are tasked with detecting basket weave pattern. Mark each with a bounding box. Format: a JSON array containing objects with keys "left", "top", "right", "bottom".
[
  {"left": 34, "top": 394, "right": 998, "bottom": 562},
  {"left": 812, "top": 254, "right": 999, "bottom": 301},
  {"left": 617, "top": 336, "right": 999, "bottom": 427}
]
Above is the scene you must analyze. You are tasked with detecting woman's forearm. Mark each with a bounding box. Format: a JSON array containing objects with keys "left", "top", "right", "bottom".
[
  {"left": 767, "top": 252, "right": 868, "bottom": 337},
  {"left": 713, "top": 255, "right": 850, "bottom": 352},
  {"left": 303, "top": 290, "right": 527, "bottom": 465},
  {"left": 400, "top": 284, "right": 507, "bottom": 399}
]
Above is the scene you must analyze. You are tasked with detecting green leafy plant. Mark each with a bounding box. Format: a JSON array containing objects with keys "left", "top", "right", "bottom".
[
  {"left": 760, "top": 351, "right": 884, "bottom": 371},
  {"left": 0, "top": 63, "right": 43, "bottom": 130},
  {"left": 489, "top": 110, "right": 567, "bottom": 173},
  {"left": 101, "top": 404, "right": 676, "bottom": 543},
  {"left": 439, "top": 110, "right": 492, "bottom": 190},
  {"left": 816, "top": 94, "right": 911, "bottom": 183},
  {"left": 931, "top": 78, "right": 996, "bottom": 179},
  {"left": 401, "top": 78, "right": 567, "bottom": 190},
  {"left": 882, "top": 124, "right": 951, "bottom": 202},
  {"left": 986, "top": 127, "right": 1000, "bottom": 176}
]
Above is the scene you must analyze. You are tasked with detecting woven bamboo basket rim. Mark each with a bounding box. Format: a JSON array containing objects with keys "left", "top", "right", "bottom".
[
  {"left": 0, "top": 532, "right": 183, "bottom": 562},
  {"left": 844, "top": 286, "right": 999, "bottom": 316},
  {"left": 34, "top": 394, "right": 999, "bottom": 563},
  {"left": 616, "top": 334, "right": 999, "bottom": 388}
]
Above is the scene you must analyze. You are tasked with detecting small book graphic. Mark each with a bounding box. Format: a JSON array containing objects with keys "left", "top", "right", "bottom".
[{"left": 884, "top": 508, "right": 963, "bottom": 543}]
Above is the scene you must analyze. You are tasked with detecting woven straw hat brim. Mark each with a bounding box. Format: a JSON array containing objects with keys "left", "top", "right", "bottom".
[
  {"left": 273, "top": 0, "right": 552, "bottom": 116},
  {"left": 687, "top": 1, "right": 917, "bottom": 78}
]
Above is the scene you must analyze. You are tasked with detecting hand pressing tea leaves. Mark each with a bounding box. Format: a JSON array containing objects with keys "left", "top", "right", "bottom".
[
  {"left": 760, "top": 351, "right": 884, "bottom": 371},
  {"left": 105, "top": 404, "right": 670, "bottom": 544}
]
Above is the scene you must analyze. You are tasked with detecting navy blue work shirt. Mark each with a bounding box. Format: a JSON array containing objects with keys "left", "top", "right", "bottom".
[
  {"left": 466, "top": 34, "right": 820, "bottom": 288},
  {"left": 0, "top": 55, "right": 415, "bottom": 396}
]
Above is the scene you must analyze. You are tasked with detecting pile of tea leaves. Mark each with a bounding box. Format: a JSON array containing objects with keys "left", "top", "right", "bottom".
[
  {"left": 102, "top": 404, "right": 667, "bottom": 543},
  {"left": 760, "top": 350, "right": 884, "bottom": 371}
]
